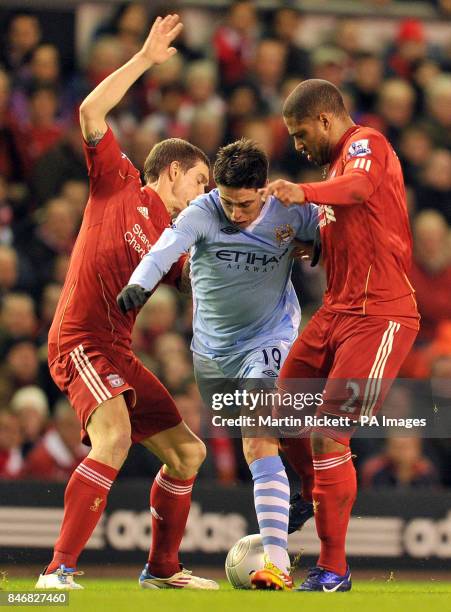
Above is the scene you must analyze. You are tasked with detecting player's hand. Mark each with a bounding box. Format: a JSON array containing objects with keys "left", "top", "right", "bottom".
[
  {"left": 117, "top": 284, "right": 151, "bottom": 314},
  {"left": 138, "top": 14, "right": 184, "bottom": 66},
  {"left": 259, "top": 180, "right": 306, "bottom": 206}
]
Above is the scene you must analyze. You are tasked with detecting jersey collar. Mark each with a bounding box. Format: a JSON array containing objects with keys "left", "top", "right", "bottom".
[{"left": 329, "top": 124, "right": 361, "bottom": 166}]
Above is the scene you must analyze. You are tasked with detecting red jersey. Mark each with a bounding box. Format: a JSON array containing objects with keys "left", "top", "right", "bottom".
[
  {"left": 301, "top": 125, "right": 419, "bottom": 330},
  {"left": 48, "top": 127, "right": 184, "bottom": 364}
]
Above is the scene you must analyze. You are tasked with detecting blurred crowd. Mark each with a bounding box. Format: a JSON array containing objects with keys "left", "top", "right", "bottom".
[{"left": 0, "top": 2, "right": 450, "bottom": 489}]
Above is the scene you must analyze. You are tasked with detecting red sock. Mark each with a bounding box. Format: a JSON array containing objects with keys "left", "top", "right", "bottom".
[
  {"left": 312, "top": 449, "right": 356, "bottom": 575},
  {"left": 46, "top": 458, "right": 118, "bottom": 573},
  {"left": 280, "top": 437, "right": 314, "bottom": 502},
  {"left": 147, "top": 468, "right": 195, "bottom": 578}
]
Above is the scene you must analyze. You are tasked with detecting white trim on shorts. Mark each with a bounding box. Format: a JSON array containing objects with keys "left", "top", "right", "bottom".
[
  {"left": 69, "top": 343, "right": 113, "bottom": 404},
  {"left": 361, "top": 320, "right": 400, "bottom": 418}
]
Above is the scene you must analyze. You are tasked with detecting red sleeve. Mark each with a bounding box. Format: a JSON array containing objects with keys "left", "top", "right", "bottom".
[
  {"left": 83, "top": 126, "right": 140, "bottom": 188},
  {"left": 301, "top": 130, "right": 388, "bottom": 206},
  {"left": 302, "top": 173, "right": 374, "bottom": 206},
  {"left": 162, "top": 254, "right": 187, "bottom": 289}
]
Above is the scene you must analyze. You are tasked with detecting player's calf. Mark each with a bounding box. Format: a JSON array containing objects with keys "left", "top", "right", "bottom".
[
  {"left": 248, "top": 452, "right": 291, "bottom": 580},
  {"left": 142, "top": 423, "right": 209, "bottom": 579}
]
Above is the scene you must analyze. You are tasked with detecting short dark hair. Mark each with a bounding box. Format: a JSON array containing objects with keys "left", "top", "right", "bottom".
[
  {"left": 283, "top": 79, "right": 347, "bottom": 122},
  {"left": 213, "top": 139, "right": 268, "bottom": 188},
  {"left": 143, "top": 138, "right": 209, "bottom": 183}
]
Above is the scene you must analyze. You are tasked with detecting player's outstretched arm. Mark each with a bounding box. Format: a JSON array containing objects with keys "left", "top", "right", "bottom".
[
  {"left": 117, "top": 229, "right": 190, "bottom": 314},
  {"left": 117, "top": 203, "right": 211, "bottom": 313},
  {"left": 79, "top": 14, "right": 183, "bottom": 144},
  {"left": 261, "top": 174, "right": 375, "bottom": 207}
]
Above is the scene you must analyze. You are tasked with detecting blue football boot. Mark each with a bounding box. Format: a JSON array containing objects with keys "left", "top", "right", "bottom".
[{"left": 296, "top": 566, "right": 352, "bottom": 592}]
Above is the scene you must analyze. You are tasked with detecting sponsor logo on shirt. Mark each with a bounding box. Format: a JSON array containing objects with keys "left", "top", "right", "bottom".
[
  {"left": 347, "top": 139, "right": 371, "bottom": 158},
  {"left": 318, "top": 205, "right": 336, "bottom": 228},
  {"left": 124, "top": 223, "right": 153, "bottom": 260},
  {"left": 137, "top": 206, "right": 149, "bottom": 220},
  {"left": 106, "top": 374, "right": 125, "bottom": 388},
  {"left": 274, "top": 224, "right": 295, "bottom": 246},
  {"left": 215, "top": 248, "right": 289, "bottom": 272}
]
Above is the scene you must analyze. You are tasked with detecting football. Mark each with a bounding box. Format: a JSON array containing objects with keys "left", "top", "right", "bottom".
[{"left": 225, "top": 534, "right": 265, "bottom": 589}]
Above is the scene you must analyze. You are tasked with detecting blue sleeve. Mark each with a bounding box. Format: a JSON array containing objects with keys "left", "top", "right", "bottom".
[
  {"left": 129, "top": 203, "right": 213, "bottom": 290},
  {"left": 295, "top": 203, "right": 319, "bottom": 241}
]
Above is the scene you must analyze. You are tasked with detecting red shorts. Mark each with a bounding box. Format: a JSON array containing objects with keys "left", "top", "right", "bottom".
[
  {"left": 49, "top": 342, "right": 182, "bottom": 445},
  {"left": 279, "top": 307, "right": 418, "bottom": 444}
]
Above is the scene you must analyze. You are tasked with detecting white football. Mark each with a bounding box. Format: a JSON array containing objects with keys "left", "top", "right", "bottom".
[{"left": 225, "top": 534, "right": 265, "bottom": 589}]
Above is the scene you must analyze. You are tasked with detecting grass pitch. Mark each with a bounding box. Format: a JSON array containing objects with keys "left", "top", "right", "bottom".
[{"left": 3, "top": 578, "right": 450, "bottom": 612}]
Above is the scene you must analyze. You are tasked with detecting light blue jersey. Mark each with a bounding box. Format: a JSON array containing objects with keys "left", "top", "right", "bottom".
[{"left": 129, "top": 189, "right": 318, "bottom": 358}]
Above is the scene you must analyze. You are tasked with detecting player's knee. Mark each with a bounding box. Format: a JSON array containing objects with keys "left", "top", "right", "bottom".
[
  {"left": 170, "top": 439, "right": 206, "bottom": 478},
  {"left": 311, "top": 432, "right": 347, "bottom": 455},
  {"left": 196, "top": 439, "right": 208, "bottom": 465},
  {"left": 87, "top": 397, "right": 132, "bottom": 460},
  {"left": 243, "top": 438, "right": 275, "bottom": 465},
  {"left": 243, "top": 438, "right": 258, "bottom": 465},
  {"left": 91, "top": 427, "right": 132, "bottom": 461},
  {"left": 109, "top": 429, "right": 132, "bottom": 455},
  {"left": 181, "top": 439, "right": 206, "bottom": 471}
]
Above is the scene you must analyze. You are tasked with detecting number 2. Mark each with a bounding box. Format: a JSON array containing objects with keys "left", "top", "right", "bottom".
[{"left": 341, "top": 380, "right": 360, "bottom": 414}]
